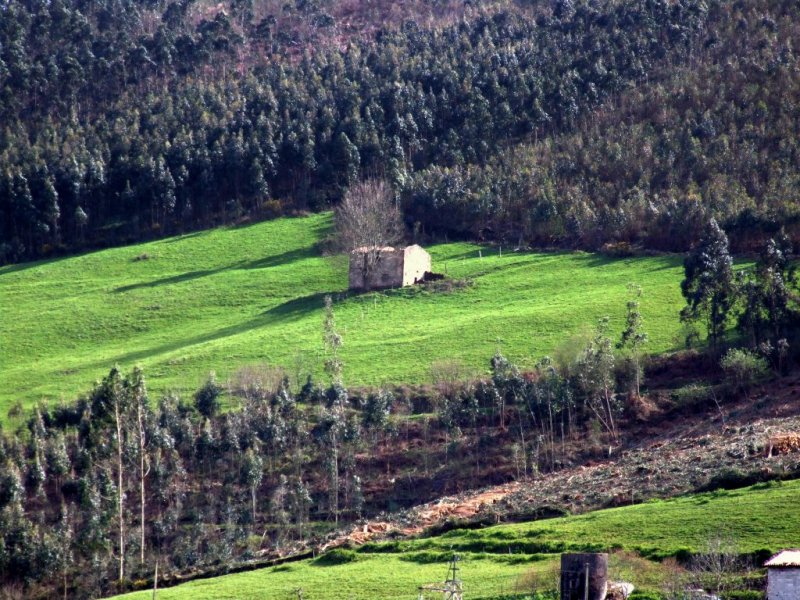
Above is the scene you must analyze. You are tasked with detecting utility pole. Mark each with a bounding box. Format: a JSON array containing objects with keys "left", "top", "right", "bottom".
[
  {"left": 417, "top": 554, "right": 463, "bottom": 600},
  {"left": 445, "top": 554, "right": 463, "bottom": 600}
]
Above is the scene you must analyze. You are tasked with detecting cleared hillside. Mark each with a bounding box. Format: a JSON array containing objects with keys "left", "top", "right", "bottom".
[
  {"left": 0, "top": 213, "right": 688, "bottom": 414},
  {"left": 111, "top": 478, "right": 800, "bottom": 599}
]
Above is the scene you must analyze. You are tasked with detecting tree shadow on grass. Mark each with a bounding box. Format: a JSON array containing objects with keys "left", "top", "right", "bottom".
[
  {"left": 238, "top": 247, "right": 315, "bottom": 270},
  {"left": 114, "top": 267, "right": 230, "bottom": 293},
  {"left": 162, "top": 230, "right": 209, "bottom": 244},
  {"left": 261, "top": 291, "right": 336, "bottom": 321},
  {"left": 85, "top": 291, "right": 337, "bottom": 370},
  {"left": 0, "top": 253, "right": 79, "bottom": 277},
  {"left": 114, "top": 247, "right": 317, "bottom": 292}
]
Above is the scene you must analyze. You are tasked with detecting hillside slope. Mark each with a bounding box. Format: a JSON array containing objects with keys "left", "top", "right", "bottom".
[
  {"left": 111, "top": 476, "right": 800, "bottom": 600},
  {"left": 108, "top": 386, "right": 800, "bottom": 600},
  {"left": 0, "top": 212, "right": 686, "bottom": 414}
]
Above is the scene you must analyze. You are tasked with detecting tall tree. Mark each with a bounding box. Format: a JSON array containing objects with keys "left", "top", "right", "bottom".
[
  {"left": 127, "top": 367, "right": 149, "bottom": 567},
  {"left": 90, "top": 367, "right": 129, "bottom": 584},
  {"left": 617, "top": 284, "right": 648, "bottom": 398},
  {"left": 575, "top": 317, "right": 619, "bottom": 440},
  {"left": 680, "top": 219, "right": 736, "bottom": 352}
]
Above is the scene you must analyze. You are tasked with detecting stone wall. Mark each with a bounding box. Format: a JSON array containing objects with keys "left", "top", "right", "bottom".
[
  {"left": 349, "top": 245, "right": 431, "bottom": 291},
  {"left": 349, "top": 248, "right": 404, "bottom": 290},
  {"left": 768, "top": 569, "right": 800, "bottom": 600}
]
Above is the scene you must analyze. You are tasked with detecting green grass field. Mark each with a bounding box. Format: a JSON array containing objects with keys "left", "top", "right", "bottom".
[
  {"left": 1, "top": 212, "right": 688, "bottom": 415},
  {"left": 396, "top": 481, "right": 799, "bottom": 559},
  {"left": 112, "top": 479, "right": 800, "bottom": 599}
]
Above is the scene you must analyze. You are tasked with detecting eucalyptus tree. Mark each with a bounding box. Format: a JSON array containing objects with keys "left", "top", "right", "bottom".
[{"left": 681, "top": 219, "right": 736, "bottom": 353}]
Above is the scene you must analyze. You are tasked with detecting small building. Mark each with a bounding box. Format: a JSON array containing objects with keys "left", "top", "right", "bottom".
[
  {"left": 560, "top": 553, "right": 608, "bottom": 600},
  {"left": 348, "top": 244, "right": 431, "bottom": 291},
  {"left": 766, "top": 550, "right": 800, "bottom": 600}
]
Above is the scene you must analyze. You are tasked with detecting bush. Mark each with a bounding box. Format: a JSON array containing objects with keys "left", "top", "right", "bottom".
[
  {"left": 601, "top": 241, "right": 635, "bottom": 257},
  {"left": 260, "top": 198, "right": 284, "bottom": 218},
  {"left": 629, "top": 592, "right": 664, "bottom": 600},
  {"left": 670, "top": 383, "right": 714, "bottom": 407},
  {"left": 696, "top": 468, "right": 776, "bottom": 493},
  {"left": 721, "top": 592, "right": 764, "bottom": 600},
  {"left": 720, "top": 348, "right": 769, "bottom": 392},
  {"left": 194, "top": 372, "right": 222, "bottom": 419},
  {"left": 313, "top": 548, "right": 359, "bottom": 566}
]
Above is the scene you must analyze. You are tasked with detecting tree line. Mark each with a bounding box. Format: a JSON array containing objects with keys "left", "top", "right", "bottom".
[{"left": 401, "top": 0, "right": 800, "bottom": 252}]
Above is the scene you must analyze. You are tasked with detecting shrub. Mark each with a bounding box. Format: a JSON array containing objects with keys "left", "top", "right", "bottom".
[
  {"left": 260, "top": 198, "right": 284, "bottom": 218},
  {"left": 602, "top": 241, "right": 635, "bottom": 257},
  {"left": 697, "top": 468, "right": 776, "bottom": 493},
  {"left": 670, "top": 383, "right": 714, "bottom": 407},
  {"left": 721, "top": 592, "right": 764, "bottom": 600},
  {"left": 629, "top": 592, "right": 664, "bottom": 600},
  {"left": 720, "top": 348, "right": 769, "bottom": 393},
  {"left": 399, "top": 550, "right": 457, "bottom": 564},
  {"left": 313, "top": 548, "right": 359, "bottom": 566},
  {"left": 194, "top": 372, "right": 222, "bottom": 419}
]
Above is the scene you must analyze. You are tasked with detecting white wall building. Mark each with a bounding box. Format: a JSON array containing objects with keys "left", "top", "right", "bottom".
[{"left": 766, "top": 550, "right": 800, "bottom": 600}]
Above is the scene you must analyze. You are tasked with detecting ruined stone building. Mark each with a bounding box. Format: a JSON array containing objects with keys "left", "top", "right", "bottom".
[
  {"left": 766, "top": 550, "right": 800, "bottom": 600},
  {"left": 348, "top": 244, "right": 431, "bottom": 291}
]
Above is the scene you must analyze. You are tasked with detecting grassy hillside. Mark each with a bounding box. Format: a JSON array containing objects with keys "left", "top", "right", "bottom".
[
  {"left": 112, "top": 479, "right": 800, "bottom": 599},
  {"left": 0, "top": 212, "right": 687, "bottom": 414}
]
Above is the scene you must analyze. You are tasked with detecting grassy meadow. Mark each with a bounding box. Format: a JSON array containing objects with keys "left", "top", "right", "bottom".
[
  {"left": 0, "top": 212, "right": 688, "bottom": 415},
  {"left": 112, "top": 479, "right": 800, "bottom": 599}
]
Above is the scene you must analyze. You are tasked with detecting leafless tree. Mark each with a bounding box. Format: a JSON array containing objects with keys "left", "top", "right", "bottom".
[
  {"left": 335, "top": 179, "right": 404, "bottom": 286},
  {"left": 690, "top": 532, "right": 742, "bottom": 595}
]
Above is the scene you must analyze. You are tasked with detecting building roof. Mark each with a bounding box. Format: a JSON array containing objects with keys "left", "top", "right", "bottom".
[
  {"left": 351, "top": 244, "right": 429, "bottom": 255},
  {"left": 351, "top": 246, "right": 397, "bottom": 254},
  {"left": 765, "top": 550, "right": 800, "bottom": 568}
]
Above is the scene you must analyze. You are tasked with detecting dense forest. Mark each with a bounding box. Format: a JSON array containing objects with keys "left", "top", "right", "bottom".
[{"left": 4, "top": 0, "right": 797, "bottom": 263}]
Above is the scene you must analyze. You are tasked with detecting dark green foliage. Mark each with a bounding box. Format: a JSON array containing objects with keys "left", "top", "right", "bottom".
[
  {"left": 628, "top": 593, "right": 664, "bottom": 600},
  {"left": 721, "top": 592, "right": 765, "bottom": 600},
  {"left": 0, "top": 0, "right": 725, "bottom": 263},
  {"left": 0, "top": 345, "right": 664, "bottom": 597},
  {"left": 737, "top": 235, "right": 798, "bottom": 364},
  {"left": 681, "top": 219, "right": 736, "bottom": 351},
  {"left": 194, "top": 373, "right": 222, "bottom": 419},
  {"left": 313, "top": 548, "right": 359, "bottom": 566},
  {"left": 697, "top": 469, "right": 781, "bottom": 493}
]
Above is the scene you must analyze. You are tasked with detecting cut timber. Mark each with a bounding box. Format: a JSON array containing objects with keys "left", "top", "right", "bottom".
[{"left": 767, "top": 433, "right": 800, "bottom": 457}]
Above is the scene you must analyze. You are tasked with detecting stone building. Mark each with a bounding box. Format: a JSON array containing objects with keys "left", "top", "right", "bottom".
[
  {"left": 348, "top": 244, "right": 431, "bottom": 291},
  {"left": 766, "top": 550, "right": 800, "bottom": 600}
]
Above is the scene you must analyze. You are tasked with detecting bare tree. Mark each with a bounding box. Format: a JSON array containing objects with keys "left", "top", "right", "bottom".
[
  {"left": 335, "top": 179, "right": 404, "bottom": 287},
  {"left": 690, "top": 532, "right": 742, "bottom": 595}
]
